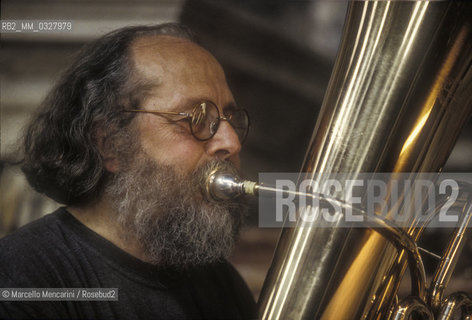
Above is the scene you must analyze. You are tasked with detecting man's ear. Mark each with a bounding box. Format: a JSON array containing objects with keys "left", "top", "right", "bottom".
[{"left": 94, "top": 127, "right": 120, "bottom": 174}]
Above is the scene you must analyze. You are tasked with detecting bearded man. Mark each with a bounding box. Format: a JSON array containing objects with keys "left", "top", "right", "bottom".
[{"left": 0, "top": 23, "right": 256, "bottom": 319}]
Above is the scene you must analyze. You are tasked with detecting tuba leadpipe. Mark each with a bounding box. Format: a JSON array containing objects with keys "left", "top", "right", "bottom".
[
  {"left": 206, "top": 171, "right": 471, "bottom": 319},
  {"left": 209, "top": 1, "right": 472, "bottom": 319}
]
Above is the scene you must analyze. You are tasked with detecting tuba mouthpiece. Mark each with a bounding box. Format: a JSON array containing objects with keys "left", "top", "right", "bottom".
[{"left": 205, "top": 170, "right": 257, "bottom": 201}]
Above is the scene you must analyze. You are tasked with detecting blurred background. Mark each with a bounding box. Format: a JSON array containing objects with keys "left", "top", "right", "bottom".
[{"left": 1, "top": 0, "right": 471, "bottom": 300}]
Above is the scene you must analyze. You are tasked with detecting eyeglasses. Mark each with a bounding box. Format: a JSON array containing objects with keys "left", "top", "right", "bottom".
[{"left": 124, "top": 101, "right": 249, "bottom": 143}]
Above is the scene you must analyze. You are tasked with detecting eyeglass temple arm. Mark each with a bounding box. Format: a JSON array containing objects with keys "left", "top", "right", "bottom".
[{"left": 124, "top": 109, "right": 191, "bottom": 117}]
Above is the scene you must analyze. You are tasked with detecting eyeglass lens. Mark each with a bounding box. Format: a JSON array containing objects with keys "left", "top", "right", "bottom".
[{"left": 190, "top": 102, "right": 248, "bottom": 142}]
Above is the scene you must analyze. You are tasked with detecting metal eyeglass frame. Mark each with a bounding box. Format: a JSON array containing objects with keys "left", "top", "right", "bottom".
[{"left": 123, "top": 101, "right": 249, "bottom": 143}]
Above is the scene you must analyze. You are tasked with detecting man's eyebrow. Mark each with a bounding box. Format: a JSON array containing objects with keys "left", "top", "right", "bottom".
[
  {"left": 172, "top": 98, "right": 202, "bottom": 113},
  {"left": 223, "top": 101, "right": 239, "bottom": 112},
  {"left": 171, "top": 98, "right": 239, "bottom": 113},
  {"left": 173, "top": 97, "right": 215, "bottom": 112}
]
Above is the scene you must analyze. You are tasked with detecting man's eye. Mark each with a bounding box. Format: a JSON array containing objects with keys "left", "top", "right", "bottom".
[
  {"left": 177, "top": 118, "right": 191, "bottom": 128},
  {"left": 210, "top": 121, "right": 218, "bottom": 135},
  {"left": 165, "top": 117, "right": 189, "bottom": 131},
  {"left": 192, "top": 114, "right": 205, "bottom": 126}
]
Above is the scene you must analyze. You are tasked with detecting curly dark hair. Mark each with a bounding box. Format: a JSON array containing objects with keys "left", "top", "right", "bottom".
[{"left": 21, "top": 23, "right": 197, "bottom": 205}]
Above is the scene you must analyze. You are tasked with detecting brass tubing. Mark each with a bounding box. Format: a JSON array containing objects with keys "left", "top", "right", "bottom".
[
  {"left": 257, "top": 1, "right": 472, "bottom": 319},
  {"left": 206, "top": 170, "right": 427, "bottom": 302},
  {"left": 437, "top": 292, "right": 472, "bottom": 320},
  {"left": 429, "top": 196, "right": 472, "bottom": 313},
  {"left": 390, "top": 296, "right": 433, "bottom": 320},
  {"left": 390, "top": 297, "right": 434, "bottom": 320}
]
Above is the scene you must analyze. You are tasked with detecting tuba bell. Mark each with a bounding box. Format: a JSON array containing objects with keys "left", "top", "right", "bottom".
[
  {"left": 257, "top": 1, "right": 472, "bottom": 319},
  {"left": 208, "top": 1, "right": 472, "bottom": 319}
]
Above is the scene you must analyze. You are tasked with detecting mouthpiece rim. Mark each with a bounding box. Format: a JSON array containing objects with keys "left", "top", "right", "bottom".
[{"left": 205, "top": 169, "right": 244, "bottom": 201}]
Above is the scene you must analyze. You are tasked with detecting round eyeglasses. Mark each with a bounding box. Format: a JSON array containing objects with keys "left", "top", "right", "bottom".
[{"left": 124, "top": 101, "right": 250, "bottom": 143}]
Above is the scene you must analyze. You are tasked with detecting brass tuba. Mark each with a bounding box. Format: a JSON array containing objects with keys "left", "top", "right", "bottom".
[
  {"left": 208, "top": 1, "right": 472, "bottom": 319},
  {"left": 256, "top": 1, "right": 472, "bottom": 319}
]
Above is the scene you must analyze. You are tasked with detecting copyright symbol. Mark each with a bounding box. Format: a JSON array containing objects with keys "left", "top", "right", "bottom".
[{"left": 2, "top": 290, "right": 10, "bottom": 298}]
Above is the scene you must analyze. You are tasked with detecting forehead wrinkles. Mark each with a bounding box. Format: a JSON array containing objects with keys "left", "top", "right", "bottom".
[
  {"left": 130, "top": 35, "right": 232, "bottom": 109},
  {"left": 130, "top": 35, "right": 225, "bottom": 84}
]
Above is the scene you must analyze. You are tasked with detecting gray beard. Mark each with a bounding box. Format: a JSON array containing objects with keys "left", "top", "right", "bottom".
[{"left": 105, "top": 153, "right": 246, "bottom": 268}]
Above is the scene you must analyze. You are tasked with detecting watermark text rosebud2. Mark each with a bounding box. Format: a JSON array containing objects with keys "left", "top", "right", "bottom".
[{"left": 258, "top": 173, "right": 471, "bottom": 228}]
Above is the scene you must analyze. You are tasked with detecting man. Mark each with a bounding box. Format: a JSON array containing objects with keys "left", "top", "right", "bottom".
[{"left": 0, "top": 23, "right": 256, "bottom": 319}]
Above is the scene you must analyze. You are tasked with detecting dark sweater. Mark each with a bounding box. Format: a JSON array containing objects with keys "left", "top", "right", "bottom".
[{"left": 0, "top": 208, "right": 256, "bottom": 319}]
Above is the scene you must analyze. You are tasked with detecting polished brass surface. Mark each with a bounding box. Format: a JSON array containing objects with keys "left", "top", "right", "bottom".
[
  {"left": 437, "top": 292, "right": 472, "bottom": 320},
  {"left": 206, "top": 170, "right": 428, "bottom": 300},
  {"left": 257, "top": 1, "right": 472, "bottom": 320},
  {"left": 429, "top": 195, "right": 472, "bottom": 313},
  {"left": 391, "top": 297, "right": 433, "bottom": 320}
]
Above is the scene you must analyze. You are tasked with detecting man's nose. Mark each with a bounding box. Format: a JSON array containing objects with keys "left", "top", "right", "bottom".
[{"left": 206, "top": 120, "right": 242, "bottom": 161}]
